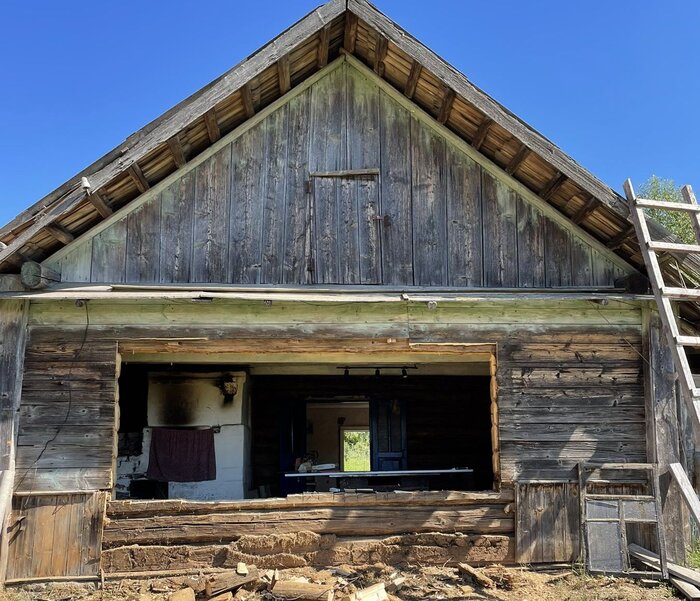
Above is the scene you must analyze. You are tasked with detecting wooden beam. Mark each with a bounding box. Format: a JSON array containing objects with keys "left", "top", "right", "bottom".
[
  {"left": 606, "top": 224, "right": 636, "bottom": 251},
  {"left": 277, "top": 55, "right": 291, "bottom": 95},
  {"left": 374, "top": 35, "right": 388, "bottom": 77},
  {"left": 670, "top": 463, "right": 700, "bottom": 527},
  {"left": 437, "top": 88, "right": 455, "bottom": 125},
  {"left": 404, "top": 60, "right": 421, "bottom": 99},
  {"left": 20, "top": 261, "right": 60, "bottom": 290},
  {"left": 539, "top": 172, "right": 567, "bottom": 201},
  {"left": 204, "top": 109, "right": 221, "bottom": 143},
  {"left": 471, "top": 117, "right": 492, "bottom": 151},
  {"left": 240, "top": 84, "right": 255, "bottom": 119},
  {"left": 344, "top": 12, "right": 359, "bottom": 53},
  {"left": 127, "top": 164, "right": 150, "bottom": 194},
  {"left": 44, "top": 224, "right": 74, "bottom": 246},
  {"left": 318, "top": 24, "right": 331, "bottom": 68},
  {"left": 572, "top": 196, "right": 598, "bottom": 225},
  {"left": 87, "top": 191, "right": 112, "bottom": 218},
  {"left": 504, "top": 145, "right": 531, "bottom": 175},
  {"left": 167, "top": 135, "right": 187, "bottom": 168}
]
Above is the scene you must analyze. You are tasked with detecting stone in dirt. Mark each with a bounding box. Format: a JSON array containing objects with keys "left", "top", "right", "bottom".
[{"left": 168, "top": 587, "right": 195, "bottom": 601}]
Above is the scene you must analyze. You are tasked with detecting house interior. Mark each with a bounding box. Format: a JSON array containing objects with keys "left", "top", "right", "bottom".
[{"left": 116, "top": 362, "right": 495, "bottom": 500}]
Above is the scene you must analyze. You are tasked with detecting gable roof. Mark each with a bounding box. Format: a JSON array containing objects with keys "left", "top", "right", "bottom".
[{"left": 0, "top": 0, "right": 695, "bottom": 290}]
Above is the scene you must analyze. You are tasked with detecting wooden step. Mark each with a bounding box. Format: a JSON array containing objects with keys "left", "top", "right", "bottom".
[
  {"left": 676, "top": 336, "right": 700, "bottom": 346},
  {"left": 662, "top": 286, "right": 700, "bottom": 300},
  {"left": 636, "top": 198, "right": 700, "bottom": 212},
  {"left": 648, "top": 241, "right": 700, "bottom": 254}
]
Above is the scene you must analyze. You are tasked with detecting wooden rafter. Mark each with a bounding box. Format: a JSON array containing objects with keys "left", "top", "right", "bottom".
[
  {"left": 204, "top": 109, "right": 221, "bottom": 143},
  {"left": 277, "top": 55, "right": 291, "bottom": 95},
  {"left": 437, "top": 88, "right": 455, "bottom": 125},
  {"left": 344, "top": 12, "right": 359, "bottom": 52},
  {"left": 572, "top": 196, "right": 599, "bottom": 225},
  {"left": 86, "top": 191, "right": 112, "bottom": 218},
  {"left": 240, "top": 84, "right": 255, "bottom": 119},
  {"left": 318, "top": 24, "right": 331, "bottom": 68},
  {"left": 606, "top": 224, "right": 636, "bottom": 250},
  {"left": 404, "top": 61, "right": 421, "bottom": 99},
  {"left": 374, "top": 35, "right": 388, "bottom": 77},
  {"left": 504, "top": 145, "right": 530, "bottom": 175},
  {"left": 471, "top": 117, "right": 493, "bottom": 151},
  {"left": 167, "top": 135, "right": 187, "bottom": 168},
  {"left": 539, "top": 172, "right": 567, "bottom": 201},
  {"left": 44, "top": 224, "right": 74, "bottom": 246},
  {"left": 127, "top": 164, "right": 150, "bottom": 194}
]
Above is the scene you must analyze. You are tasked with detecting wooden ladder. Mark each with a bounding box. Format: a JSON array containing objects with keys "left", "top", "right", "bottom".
[{"left": 624, "top": 179, "right": 700, "bottom": 440}]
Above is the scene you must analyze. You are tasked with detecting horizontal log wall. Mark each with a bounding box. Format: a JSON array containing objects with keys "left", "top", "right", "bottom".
[{"left": 47, "top": 61, "right": 631, "bottom": 288}]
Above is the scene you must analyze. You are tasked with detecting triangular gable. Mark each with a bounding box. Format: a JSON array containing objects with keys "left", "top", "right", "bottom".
[{"left": 46, "top": 59, "right": 633, "bottom": 288}]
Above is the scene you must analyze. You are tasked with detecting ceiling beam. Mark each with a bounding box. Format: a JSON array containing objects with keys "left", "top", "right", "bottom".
[
  {"left": 87, "top": 191, "right": 113, "bottom": 219},
  {"left": 437, "top": 88, "right": 455, "bottom": 125},
  {"left": 45, "top": 224, "right": 74, "bottom": 246},
  {"left": 471, "top": 118, "right": 492, "bottom": 151},
  {"left": 204, "top": 109, "right": 221, "bottom": 143},
  {"left": 240, "top": 84, "right": 255, "bottom": 119},
  {"left": 539, "top": 172, "right": 567, "bottom": 201},
  {"left": 277, "top": 55, "right": 291, "bottom": 95},
  {"left": 344, "top": 12, "right": 359, "bottom": 53},
  {"left": 127, "top": 164, "right": 150, "bottom": 194},
  {"left": 504, "top": 145, "right": 531, "bottom": 175},
  {"left": 374, "top": 35, "right": 388, "bottom": 77},
  {"left": 571, "top": 196, "right": 599, "bottom": 225},
  {"left": 167, "top": 135, "right": 187, "bottom": 168},
  {"left": 318, "top": 24, "right": 331, "bottom": 68},
  {"left": 404, "top": 61, "right": 421, "bottom": 99}
]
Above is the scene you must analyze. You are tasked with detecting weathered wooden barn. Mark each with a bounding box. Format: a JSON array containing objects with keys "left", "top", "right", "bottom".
[{"left": 0, "top": 0, "right": 696, "bottom": 585}]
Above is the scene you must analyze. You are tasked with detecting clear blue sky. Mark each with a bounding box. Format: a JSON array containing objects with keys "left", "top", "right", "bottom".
[{"left": 1, "top": 1, "right": 698, "bottom": 226}]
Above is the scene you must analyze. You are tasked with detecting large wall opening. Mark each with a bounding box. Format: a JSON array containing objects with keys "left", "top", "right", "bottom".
[{"left": 116, "top": 361, "right": 496, "bottom": 501}]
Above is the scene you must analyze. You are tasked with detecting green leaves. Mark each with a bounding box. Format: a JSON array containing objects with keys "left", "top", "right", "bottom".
[{"left": 641, "top": 175, "right": 695, "bottom": 243}]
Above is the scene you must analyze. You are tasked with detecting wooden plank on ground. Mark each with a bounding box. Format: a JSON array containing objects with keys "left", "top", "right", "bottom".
[{"left": 629, "top": 543, "right": 700, "bottom": 587}]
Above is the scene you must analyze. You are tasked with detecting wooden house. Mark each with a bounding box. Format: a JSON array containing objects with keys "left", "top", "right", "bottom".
[{"left": 0, "top": 0, "right": 694, "bottom": 583}]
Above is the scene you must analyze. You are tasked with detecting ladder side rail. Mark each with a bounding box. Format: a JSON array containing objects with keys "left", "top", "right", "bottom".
[{"left": 681, "top": 185, "right": 700, "bottom": 242}]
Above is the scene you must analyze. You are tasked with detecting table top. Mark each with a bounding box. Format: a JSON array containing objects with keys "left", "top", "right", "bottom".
[{"left": 284, "top": 468, "right": 473, "bottom": 478}]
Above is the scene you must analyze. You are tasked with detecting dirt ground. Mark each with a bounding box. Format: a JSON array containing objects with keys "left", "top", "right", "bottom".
[{"left": 0, "top": 564, "right": 678, "bottom": 601}]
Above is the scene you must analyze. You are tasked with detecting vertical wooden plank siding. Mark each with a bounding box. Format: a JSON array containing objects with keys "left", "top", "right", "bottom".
[
  {"left": 482, "top": 172, "right": 517, "bottom": 287},
  {"left": 260, "top": 106, "right": 289, "bottom": 284},
  {"left": 411, "top": 116, "right": 447, "bottom": 286},
  {"left": 379, "top": 90, "right": 413, "bottom": 285},
  {"left": 347, "top": 65, "right": 382, "bottom": 284},
  {"left": 230, "top": 126, "right": 265, "bottom": 284},
  {"left": 160, "top": 172, "right": 195, "bottom": 283},
  {"left": 49, "top": 62, "right": 632, "bottom": 288},
  {"left": 193, "top": 145, "right": 231, "bottom": 282}
]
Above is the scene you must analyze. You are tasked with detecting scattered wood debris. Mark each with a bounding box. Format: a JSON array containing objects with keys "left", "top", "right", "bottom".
[
  {"left": 269, "top": 579, "right": 335, "bottom": 601},
  {"left": 206, "top": 566, "right": 260, "bottom": 598},
  {"left": 457, "top": 562, "right": 494, "bottom": 589},
  {"left": 168, "top": 588, "right": 195, "bottom": 601}
]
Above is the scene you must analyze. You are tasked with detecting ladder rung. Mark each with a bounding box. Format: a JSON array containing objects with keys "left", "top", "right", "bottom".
[
  {"left": 661, "top": 286, "right": 700, "bottom": 300},
  {"left": 676, "top": 335, "right": 700, "bottom": 346},
  {"left": 649, "top": 241, "right": 700, "bottom": 254},
  {"left": 636, "top": 198, "right": 700, "bottom": 212}
]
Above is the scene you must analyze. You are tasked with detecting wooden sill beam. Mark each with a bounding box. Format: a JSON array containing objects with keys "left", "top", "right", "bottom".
[
  {"left": 471, "top": 118, "right": 493, "bottom": 151},
  {"left": 277, "top": 55, "right": 291, "bottom": 95},
  {"left": 318, "top": 24, "right": 331, "bottom": 68},
  {"left": 572, "top": 196, "right": 598, "bottom": 224},
  {"left": 344, "top": 12, "right": 359, "bottom": 53},
  {"left": 404, "top": 61, "right": 421, "bottom": 99},
  {"left": 504, "top": 145, "right": 531, "bottom": 175},
  {"left": 606, "top": 224, "right": 636, "bottom": 250},
  {"left": 374, "top": 35, "right": 388, "bottom": 77},
  {"left": 87, "top": 191, "right": 112, "bottom": 218},
  {"left": 437, "top": 88, "right": 455, "bottom": 125},
  {"left": 240, "top": 84, "right": 255, "bottom": 119},
  {"left": 204, "top": 109, "right": 221, "bottom": 144},
  {"left": 127, "top": 164, "right": 150, "bottom": 194},
  {"left": 167, "top": 135, "right": 187, "bottom": 169},
  {"left": 540, "top": 172, "right": 567, "bottom": 201},
  {"left": 44, "top": 224, "right": 74, "bottom": 246}
]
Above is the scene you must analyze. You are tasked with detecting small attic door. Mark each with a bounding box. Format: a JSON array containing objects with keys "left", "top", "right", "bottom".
[{"left": 311, "top": 173, "right": 382, "bottom": 284}]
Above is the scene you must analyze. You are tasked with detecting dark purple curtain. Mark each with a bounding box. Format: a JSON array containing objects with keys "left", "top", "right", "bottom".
[{"left": 146, "top": 427, "right": 216, "bottom": 482}]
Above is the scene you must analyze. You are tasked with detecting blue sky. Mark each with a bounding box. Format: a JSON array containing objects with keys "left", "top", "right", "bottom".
[{"left": 1, "top": 1, "right": 698, "bottom": 226}]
